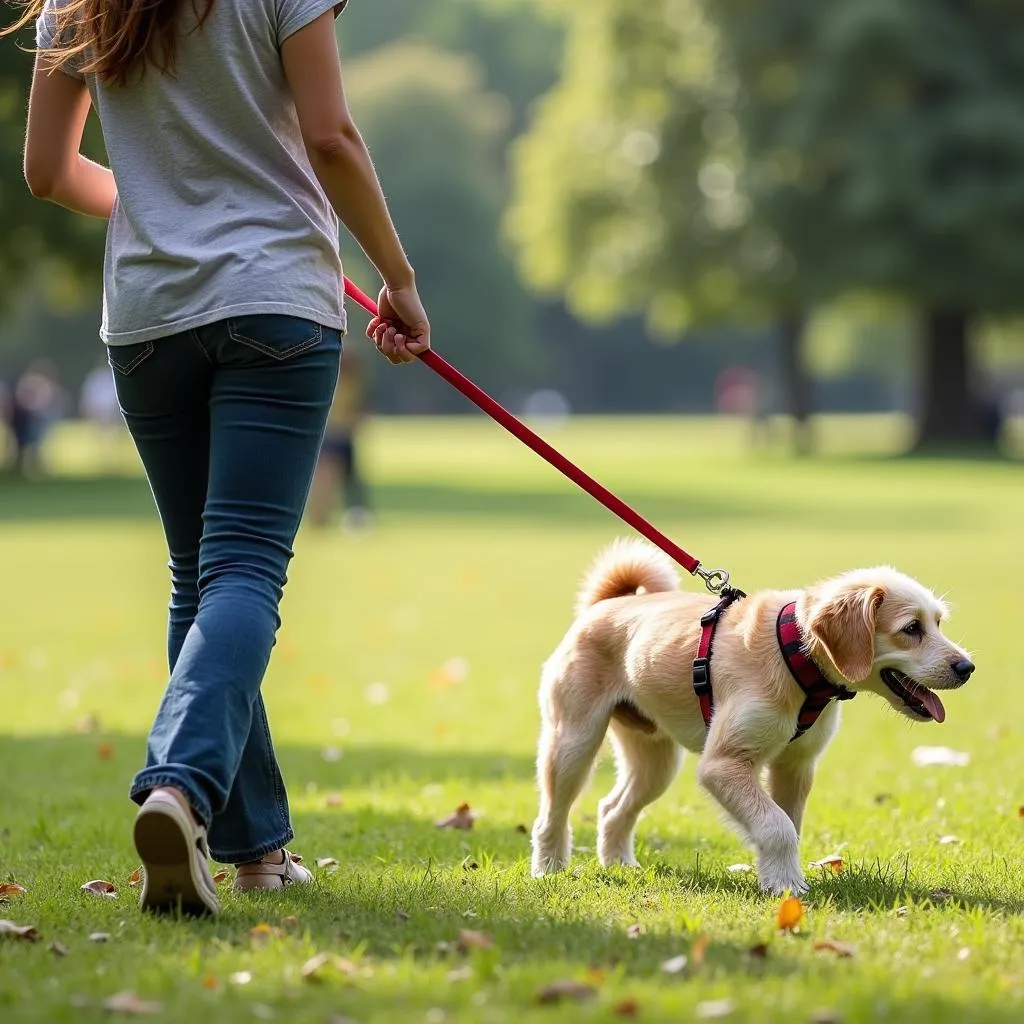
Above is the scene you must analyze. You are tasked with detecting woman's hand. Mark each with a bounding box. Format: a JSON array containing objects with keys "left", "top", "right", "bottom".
[{"left": 366, "top": 283, "right": 431, "bottom": 365}]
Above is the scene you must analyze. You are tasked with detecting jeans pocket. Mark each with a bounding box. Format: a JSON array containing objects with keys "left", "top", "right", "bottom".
[
  {"left": 107, "top": 341, "right": 155, "bottom": 376},
  {"left": 226, "top": 316, "right": 323, "bottom": 361}
]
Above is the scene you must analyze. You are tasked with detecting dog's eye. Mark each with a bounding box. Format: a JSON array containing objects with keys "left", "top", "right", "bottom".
[{"left": 902, "top": 620, "right": 924, "bottom": 637}]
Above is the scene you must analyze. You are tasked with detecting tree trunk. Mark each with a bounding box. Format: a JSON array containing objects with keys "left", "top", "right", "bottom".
[
  {"left": 778, "top": 310, "right": 812, "bottom": 454},
  {"left": 914, "top": 307, "right": 991, "bottom": 452}
]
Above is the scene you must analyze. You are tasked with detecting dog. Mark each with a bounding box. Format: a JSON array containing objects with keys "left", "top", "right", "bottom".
[{"left": 531, "top": 538, "right": 974, "bottom": 894}]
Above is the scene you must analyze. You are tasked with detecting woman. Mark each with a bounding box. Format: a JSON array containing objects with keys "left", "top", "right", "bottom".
[{"left": 7, "top": 0, "right": 429, "bottom": 915}]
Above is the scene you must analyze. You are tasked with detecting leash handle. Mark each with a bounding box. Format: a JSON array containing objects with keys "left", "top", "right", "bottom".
[{"left": 344, "top": 276, "right": 731, "bottom": 587}]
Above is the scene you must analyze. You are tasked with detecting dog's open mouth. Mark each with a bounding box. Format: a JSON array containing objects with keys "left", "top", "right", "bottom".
[{"left": 880, "top": 669, "right": 946, "bottom": 723}]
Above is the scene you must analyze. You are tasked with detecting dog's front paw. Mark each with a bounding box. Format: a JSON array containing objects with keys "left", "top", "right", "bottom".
[
  {"left": 530, "top": 853, "right": 569, "bottom": 878},
  {"left": 756, "top": 851, "right": 807, "bottom": 896}
]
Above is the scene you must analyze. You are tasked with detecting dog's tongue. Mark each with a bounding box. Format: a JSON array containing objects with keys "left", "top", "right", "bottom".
[{"left": 912, "top": 683, "right": 946, "bottom": 724}]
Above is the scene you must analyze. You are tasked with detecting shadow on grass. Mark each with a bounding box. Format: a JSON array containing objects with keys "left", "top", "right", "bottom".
[{"left": 0, "top": 473, "right": 970, "bottom": 531}]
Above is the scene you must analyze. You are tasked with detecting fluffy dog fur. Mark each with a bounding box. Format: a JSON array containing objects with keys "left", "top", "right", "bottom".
[{"left": 531, "top": 539, "right": 974, "bottom": 894}]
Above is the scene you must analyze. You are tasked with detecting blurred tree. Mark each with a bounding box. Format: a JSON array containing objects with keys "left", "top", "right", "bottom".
[
  {"left": 0, "top": 31, "right": 104, "bottom": 330},
  {"left": 511, "top": 0, "right": 1024, "bottom": 451},
  {"left": 342, "top": 43, "right": 544, "bottom": 413}
]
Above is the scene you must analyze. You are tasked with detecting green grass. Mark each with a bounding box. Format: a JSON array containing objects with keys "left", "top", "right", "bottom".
[{"left": 1, "top": 415, "right": 1022, "bottom": 1023}]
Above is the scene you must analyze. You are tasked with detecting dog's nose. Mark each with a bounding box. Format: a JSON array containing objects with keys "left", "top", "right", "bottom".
[{"left": 952, "top": 658, "right": 975, "bottom": 682}]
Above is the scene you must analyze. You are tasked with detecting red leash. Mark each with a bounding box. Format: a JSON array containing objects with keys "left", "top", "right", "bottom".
[{"left": 343, "top": 276, "right": 732, "bottom": 594}]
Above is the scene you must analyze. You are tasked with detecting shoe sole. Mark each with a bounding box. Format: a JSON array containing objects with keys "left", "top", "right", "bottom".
[{"left": 133, "top": 799, "right": 219, "bottom": 917}]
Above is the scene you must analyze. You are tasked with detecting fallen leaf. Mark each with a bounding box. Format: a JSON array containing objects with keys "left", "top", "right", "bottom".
[
  {"left": 614, "top": 998, "right": 640, "bottom": 1018},
  {"left": 97, "top": 742, "right": 115, "bottom": 761},
  {"left": 808, "top": 855, "right": 844, "bottom": 873},
  {"left": 324, "top": 792, "right": 343, "bottom": 808},
  {"left": 626, "top": 923, "right": 643, "bottom": 939},
  {"left": 281, "top": 916, "right": 300, "bottom": 930},
  {"left": 229, "top": 971, "right": 252, "bottom": 986},
  {"left": 911, "top": 746, "right": 970, "bottom": 767},
  {"left": 128, "top": 867, "right": 143, "bottom": 887},
  {"left": 747, "top": 942, "right": 769, "bottom": 959},
  {"left": 249, "top": 923, "right": 282, "bottom": 942},
  {"left": 457, "top": 929, "right": 493, "bottom": 952},
  {"left": 776, "top": 897, "right": 804, "bottom": 931},
  {"left": 461, "top": 858, "right": 479, "bottom": 871},
  {"left": 289, "top": 854, "right": 304, "bottom": 865},
  {"left": 726, "top": 863, "right": 752, "bottom": 874},
  {"left": 89, "top": 932, "right": 112, "bottom": 943},
  {"left": 395, "top": 909, "right": 410, "bottom": 923},
  {"left": 691, "top": 934, "right": 709, "bottom": 965},
  {"left": 873, "top": 793, "right": 893, "bottom": 805},
  {"left": 938, "top": 835, "right": 961, "bottom": 845},
  {"left": 201, "top": 975, "right": 221, "bottom": 991},
  {"left": 102, "top": 991, "right": 163, "bottom": 1015},
  {"left": 929, "top": 887, "right": 953, "bottom": 904},
  {"left": 0, "top": 919, "right": 39, "bottom": 941},
  {"left": 207, "top": 869, "right": 228, "bottom": 884},
  {"left": 49, "top": 940, "right": 69, "bottom": 956},
  {"left": 81, "top": 879, "right": 117, "bottom": 898},
  {"left": 1018, "top": 806, "right": 1024, "bottom": 819},
  {"left": 515, "top": 824, "right": 529, "bottom": 835},
  {"left": 895, "top": 906, "right": 910, "bottom": 917},
  {"left": 696, "top": 998, "right": 736, "bottom": 1019},
  {"left": 0, "top": 883, "right": 27, "bottom": 900},
  {"left": 77, "top": 713, "right": 102, "bottom": 734},
  {"left": 536, "top": 980, "right": 597, "bottom": 1005},
  {"left": 446, "top": 965, "right": 473, "bottom": 982},
  {"left": 660, "top": 954, "right": 688, "bottom": 975},
  {"left": 813, "top": 938, "right": 856, "bottom": 958},
  {"left": 810, "top": 1011, "right": 843, "bottom": 1024},
  {"left": 436, "top": 803, "right": 475, "bottom": 830},
  {"left": 300, "top": 953, "right": 334, "bottom": 982}
]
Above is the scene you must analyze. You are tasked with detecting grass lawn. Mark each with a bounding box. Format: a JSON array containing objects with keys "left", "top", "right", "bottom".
[{"left": 1, "top": 415, "right": 1022, "bottom": 1023}]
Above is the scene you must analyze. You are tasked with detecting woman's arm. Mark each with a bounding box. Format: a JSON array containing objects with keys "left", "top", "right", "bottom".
[
  {"left": 280, "top": 12, "right": 414, "bottom": 290},
  {"left": 24, "top": 57, "right": 116, "bottom": 219}
]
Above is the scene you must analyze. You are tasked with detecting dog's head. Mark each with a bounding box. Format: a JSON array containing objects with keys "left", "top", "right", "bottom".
[{"left": 802, "top": 567, "right": 974, "bottom": 723}]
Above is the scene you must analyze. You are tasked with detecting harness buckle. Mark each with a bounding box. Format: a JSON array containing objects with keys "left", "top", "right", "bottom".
[
  {"left": 692, "top": 657, "right": 711, "bottom": 693},
  {"left": 700, "top": 606, "right": 721, "bottom": 627}
]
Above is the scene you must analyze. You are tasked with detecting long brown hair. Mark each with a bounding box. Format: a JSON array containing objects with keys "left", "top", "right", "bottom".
[{"left": 3, "top": 0, "right": 214, "bottom": 87}]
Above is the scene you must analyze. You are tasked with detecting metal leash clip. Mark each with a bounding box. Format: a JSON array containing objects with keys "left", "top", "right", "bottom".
[{"left": 695, "top": 565, "right": 731, "bottom": 595}]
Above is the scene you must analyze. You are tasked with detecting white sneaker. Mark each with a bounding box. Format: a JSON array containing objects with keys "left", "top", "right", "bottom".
[{"left": 133, "top": 787, "right": 220, "bottom": 916}]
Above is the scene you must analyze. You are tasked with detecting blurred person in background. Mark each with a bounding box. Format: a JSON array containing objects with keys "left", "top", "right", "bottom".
[
  {"left": 308, "top": 344, "right": 371, "bottom": 530},
  {"left": 8, "top": 0, "right": 429, "bottom": 916},
  {"left": 10, "top": 359, "right": 64, "bottom": 478},
  {"left": 79, "top": 358, "right": 124, "bottom": 469}
]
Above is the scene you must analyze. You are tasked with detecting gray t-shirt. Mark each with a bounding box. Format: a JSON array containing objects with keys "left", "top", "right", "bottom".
[{"left": 37, "top": 0, "right": 347, "bottom": 345}]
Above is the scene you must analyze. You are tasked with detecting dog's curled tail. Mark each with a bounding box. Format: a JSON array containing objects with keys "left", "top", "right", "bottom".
[{"left": 575, "top": 538, "right": 680, "bottom": 616}]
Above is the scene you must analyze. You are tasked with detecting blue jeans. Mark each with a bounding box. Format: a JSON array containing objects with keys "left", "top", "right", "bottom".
[{"left": 109, "top": 316, "right": 341, "bottom": 864}]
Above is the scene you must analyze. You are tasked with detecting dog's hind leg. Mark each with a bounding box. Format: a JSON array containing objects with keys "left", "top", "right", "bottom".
[
  {"left": 531, "top": 671, "right": 610, "bottom": 877},
  {"left": 597, "top": 721, "right": 682, "bottom": 868}
]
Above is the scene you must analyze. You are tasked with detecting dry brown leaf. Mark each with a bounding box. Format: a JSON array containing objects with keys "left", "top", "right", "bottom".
[
  {"left": 810, "top": 1011, "right": 843, "bottom": 1024},
  {"left": 660, "top": 954, "right": 688, "bottom": 975},
  {"left": 49, "top": 940, "right": 69, "bottom": 957},
  {"left": 436, "top": 803, "right": 475, "bottom": 830},
  {"left": 691, "top": 933, "right": 709, "bottom": 965},
  {"left": 97, "top": 742, "right": 115, "bottom": 761},
  {"left": 289, "top": 853, "right": 304, "bottom": 865},
  {"left": 0, "top": 919, "right": 39, "bottom": 941},
  {"left": 211, "top": 869, "right": 230, "bottom": 884},
  {"left": 249, "top": 922, "right": 282, "bottom": 942},
  {"left": 536, "top": 980, "right": 597, "bottom": 1005},
  {"left": 1018, "top": 806, "right": 1024, "bottom": 819},
  {"left": 89, "top": 932, "right": 112, "bottom": 943},
  {"left": 614, "top": 998, "right": 640, "bottom": 1018},
  {"left": 0, "top": 883, "right": 27, "bottom": 900},
  {"left": 81, "top": 879, "right": 117, "bottom": 898},
  {"left": 317, "top": 857, "right": 339, "bottom": 869},
  {"left": 813, "top": 937, "right": 856, "bottom": 958},
  {"left": 281, "top": 915, "right": 300, "bottom": 930},
  {"left": 809, "top": 855, "right": 844, "bottom": 873},
  {"left": 457, "top": 929, "right": 493, "bottom": 952},
  {"left": 324, "top": 792, "right": 343, "bottom": 808},
  {"left": 747, "top": 942, "right": 769, "bottom": 959},
  {"left": 76, "top": 713, "right": 102, "bottom": 734},
  {"left": 626, "top": 923, "right": 643, "bottom": 939},
  {"left": 201, "top": 975, "right": 221, "bottom": 991},
  {"left": 515, "top": 824, "right": 529, "bottom": 835},
  {"left": 300, "top": 953, "right": 334, "bottom": 982},
  {"left": 128, "top": 867, "right": 143, "bottom": 888},
  {"left": 930, "top": 887, "right": 953, "bottom": 904},
  {"left": 776, "top": 896, "right": 804, "bottom": 931},
  {"left": 101, "top": 991, "right": 162, "bottom": 1015}
]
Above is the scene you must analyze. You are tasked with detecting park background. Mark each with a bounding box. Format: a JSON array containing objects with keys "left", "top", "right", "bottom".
[{"left": 1, "top": 2, "right": 1023, "bottom": 1023}]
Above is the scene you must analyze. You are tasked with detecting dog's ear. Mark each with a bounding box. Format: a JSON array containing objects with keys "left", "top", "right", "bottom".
[{"left": 808, "top": 584, "right": 886, "bottom": 682}]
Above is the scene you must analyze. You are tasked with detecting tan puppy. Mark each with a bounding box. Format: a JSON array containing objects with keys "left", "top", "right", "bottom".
[{"left": 531, "top": 539, "right": 974, "bottom": 894}]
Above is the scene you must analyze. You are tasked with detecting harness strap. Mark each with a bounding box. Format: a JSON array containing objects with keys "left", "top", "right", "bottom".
[
  {"left": 692, "top": 588, "right": 746, "bottom": 729},
  {"left": 776, "top": 602, "right": 857, "bottom": 741}
]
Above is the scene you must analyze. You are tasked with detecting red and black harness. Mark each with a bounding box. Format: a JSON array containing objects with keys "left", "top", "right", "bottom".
[{"left": 693, "top": 588, "right": 857, "bottom": 742}]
